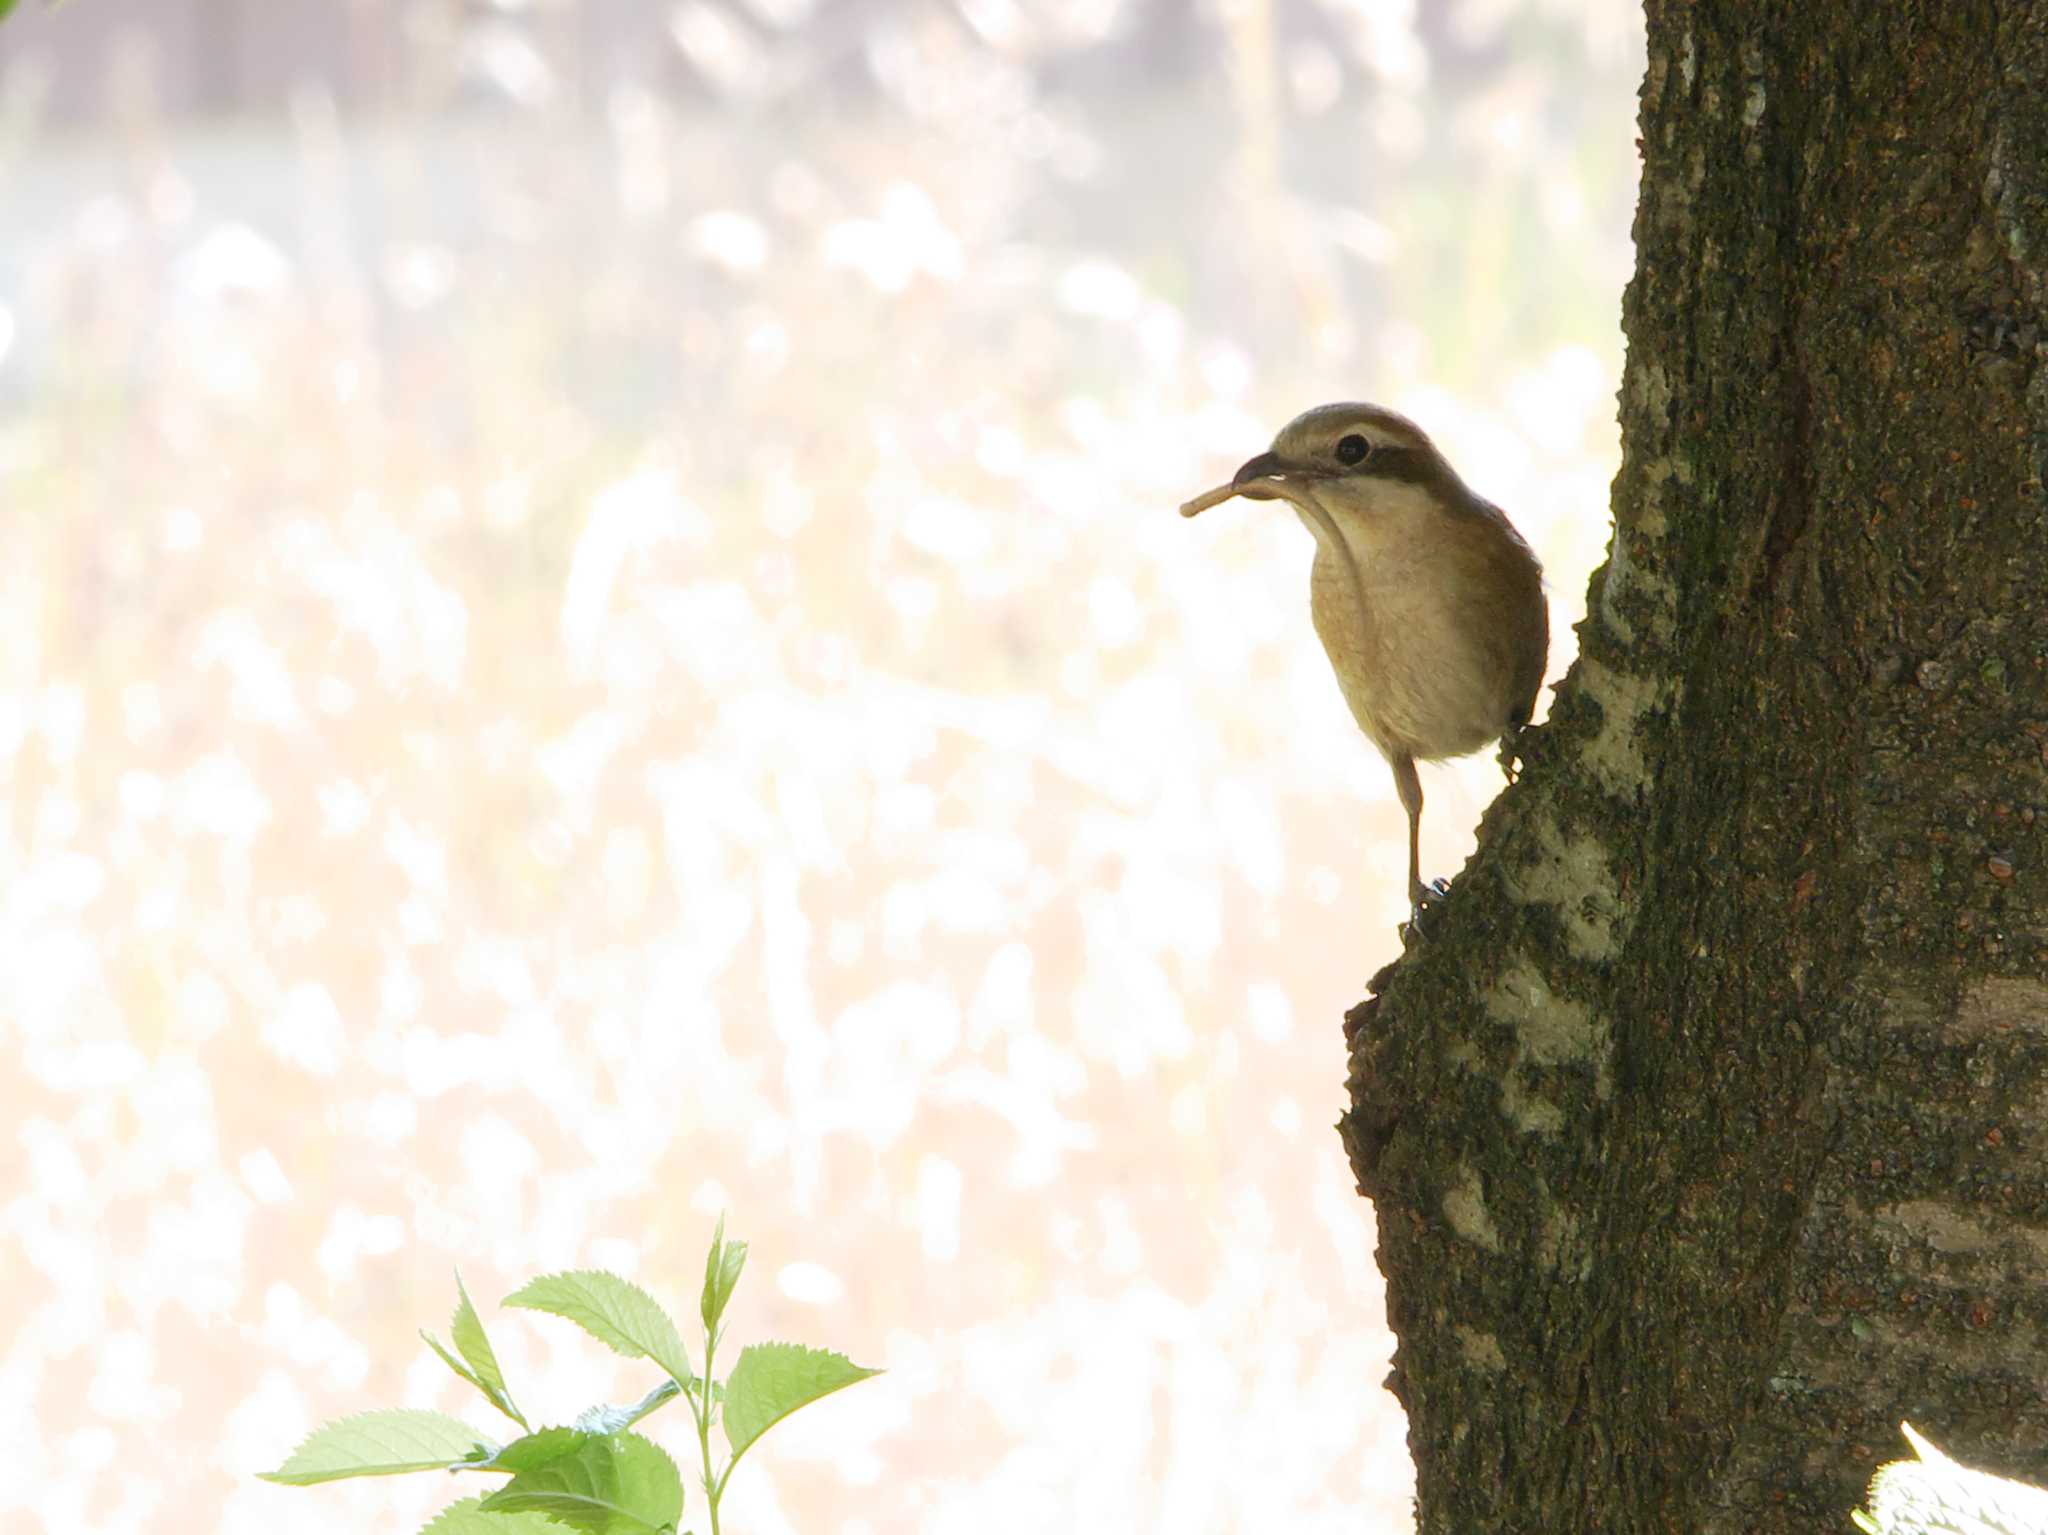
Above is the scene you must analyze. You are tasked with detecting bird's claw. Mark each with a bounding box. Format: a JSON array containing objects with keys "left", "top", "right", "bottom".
[
  {"left": 1498, "top": 721, "right": 1539, "bottom": 784},
  {"left": 1400, "top": 878, "right": 1454, "bottom": 941}
]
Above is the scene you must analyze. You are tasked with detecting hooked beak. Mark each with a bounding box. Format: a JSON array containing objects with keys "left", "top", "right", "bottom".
[
  {"left": 1177, "top": 449, "right": 1314, "bottom": 518},
  {"left": 1231, "top": 451, "right": 1289, "bottom": 492}
]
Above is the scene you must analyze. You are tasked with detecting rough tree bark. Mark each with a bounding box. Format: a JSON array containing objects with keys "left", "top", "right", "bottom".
[{"left": 1340, "top": 3, "right": 2048, "bottom": 1531}]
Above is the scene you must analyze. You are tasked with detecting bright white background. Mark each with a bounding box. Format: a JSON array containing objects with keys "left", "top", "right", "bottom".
[{"left": 0, "top": 3, "right": 1639, "bottom": 1530}]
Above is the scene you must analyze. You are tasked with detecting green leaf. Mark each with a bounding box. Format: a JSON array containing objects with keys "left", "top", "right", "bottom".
[
  {"left": 421, "top": 1275, "right": 527, "bottom": 1430},
  {"left": 260, "top": 1409, "right": 490, "bottom": 1485},
  {"left": 0, "top": 1, "right": 17, "bottom": 21},
  {"left": 700, "top": 1215, "right": 747, "bottom": 1339},
  {"left": 480, "top": 1431, "right": 683, "bottom": 1535},
  {"left": 505, "top": 1271, "right": 692, "bottom": 1388},
  {"left": 453, "top": 1271, "right": 525, "bottom": 1425},
  {"left": 722, "top": 1342, "right": 880, "bottom": 1463},
  {"left": 421, "top": 1335, "right": 496, "bottom": 1414},
  {"left": 417, "top": 1495, "right": 566, "bottom": 1534},
  {"left": 486, "top": 1427, "right": 585, "bottom": 1472}
]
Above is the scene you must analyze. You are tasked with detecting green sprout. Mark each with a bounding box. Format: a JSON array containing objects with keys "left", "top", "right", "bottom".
[{"left": 261, "top": 1217, "right": 879, "bottom": 1535}]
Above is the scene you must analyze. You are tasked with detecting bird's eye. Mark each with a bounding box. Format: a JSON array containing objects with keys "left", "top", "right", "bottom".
[{"left": 1335, "top": 434, "right": 1372, "bottom": 466}]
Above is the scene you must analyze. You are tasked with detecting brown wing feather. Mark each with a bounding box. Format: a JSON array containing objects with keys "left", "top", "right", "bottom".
[{"left": 1463, "top": 493, "right": 1548, "bottom": 733}]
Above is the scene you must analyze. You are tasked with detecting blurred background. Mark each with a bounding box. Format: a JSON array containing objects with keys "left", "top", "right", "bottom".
[{"left": 0, "top": 1, "right": 1639, "bottom": 1530}]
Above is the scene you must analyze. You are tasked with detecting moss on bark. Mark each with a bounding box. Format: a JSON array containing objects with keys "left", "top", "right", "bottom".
[{"left": 1342, "top": 4, "right": 2048, "bottom": 1529}]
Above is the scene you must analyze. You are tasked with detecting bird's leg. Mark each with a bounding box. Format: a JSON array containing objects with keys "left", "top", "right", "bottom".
[
  {"left": 1393, "top": 751, "right": 1424, "bottom": 905},
  {"left": 1391, "top": 751, "right": 1448, "bottom": 934}
]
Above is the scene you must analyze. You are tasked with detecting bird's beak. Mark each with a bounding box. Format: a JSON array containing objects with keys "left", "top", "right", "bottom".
[
  {"left": 1177, "top": 450, "right": 1297, "bottom": 518},
  {"left": 1231, "top": 451, "right": 1289, "bottom": 491}
]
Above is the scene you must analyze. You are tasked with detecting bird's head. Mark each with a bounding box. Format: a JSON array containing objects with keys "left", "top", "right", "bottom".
[{"left": 1179, "top": 402, "right": 1462, "bottom": 527}]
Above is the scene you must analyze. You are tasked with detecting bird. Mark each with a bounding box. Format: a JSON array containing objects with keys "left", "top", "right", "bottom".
[{"left": 1180, "top": 402, "right": 1548, "bottom": 928}]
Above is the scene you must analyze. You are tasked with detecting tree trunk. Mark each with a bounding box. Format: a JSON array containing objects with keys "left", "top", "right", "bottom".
[{"left": 1340, "top": 3, "right": 2048, "bottom": 1530}]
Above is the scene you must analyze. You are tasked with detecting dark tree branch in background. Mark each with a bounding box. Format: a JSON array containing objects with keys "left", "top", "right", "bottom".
[{"left": 1342, "top": 2, "right": 2048, "bottom": 1530}]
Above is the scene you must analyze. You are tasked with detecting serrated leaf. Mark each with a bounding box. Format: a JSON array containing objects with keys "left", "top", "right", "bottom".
[
  {"left": 505, "top": 1271, "right": 692, "bottom": 1388},
  {"left": 422, "top": 1334, "right": 494, "bottom": 1408},
  {"left": 417, "top": 1494, "right": 567, "bottom": 1534},
  {"left": 1853, "top": 1421, "right": 2048, "bottom": 1535},
  {"left": 260, "top": 1409, "right": 489, "bottom": 1485},
  {"left": 480, "top": 1431, "right": 682, "bottom": 1535},
  {"left": 487, "top": 1427, "right": 586, "bottom": 1472},
  {"left": 721, "top": 1343, "right": 880, "bottom": 1463},
  {"left": 700, "top": 1215, "right": 747, "bottom": 1338},
  {"left": 449, "top": 1271, "right": 527, "bottom": 1429}
]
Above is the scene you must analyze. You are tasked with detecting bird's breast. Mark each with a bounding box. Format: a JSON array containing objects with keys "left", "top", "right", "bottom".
[{"left": 1303, "top": 507, "right": 1537, "bottom": 763}]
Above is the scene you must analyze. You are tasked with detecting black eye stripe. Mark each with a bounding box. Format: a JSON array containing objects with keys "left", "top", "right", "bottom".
[{"left": 1362, "top": 447, "right": 1436, "bottom": 487}]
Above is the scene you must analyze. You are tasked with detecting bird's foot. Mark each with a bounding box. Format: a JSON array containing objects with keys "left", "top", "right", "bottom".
[
  {"left": 1400, "top": 878, "right": 1454, "bottom": 942},
  {"left": 1498, "top": 723, "right": 1536, "bottom": 784}
]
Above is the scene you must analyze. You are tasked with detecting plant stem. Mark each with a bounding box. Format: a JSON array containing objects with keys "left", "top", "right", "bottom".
[{"left": 697, "top": 1329, "right": 721, "bottom": 1535}]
